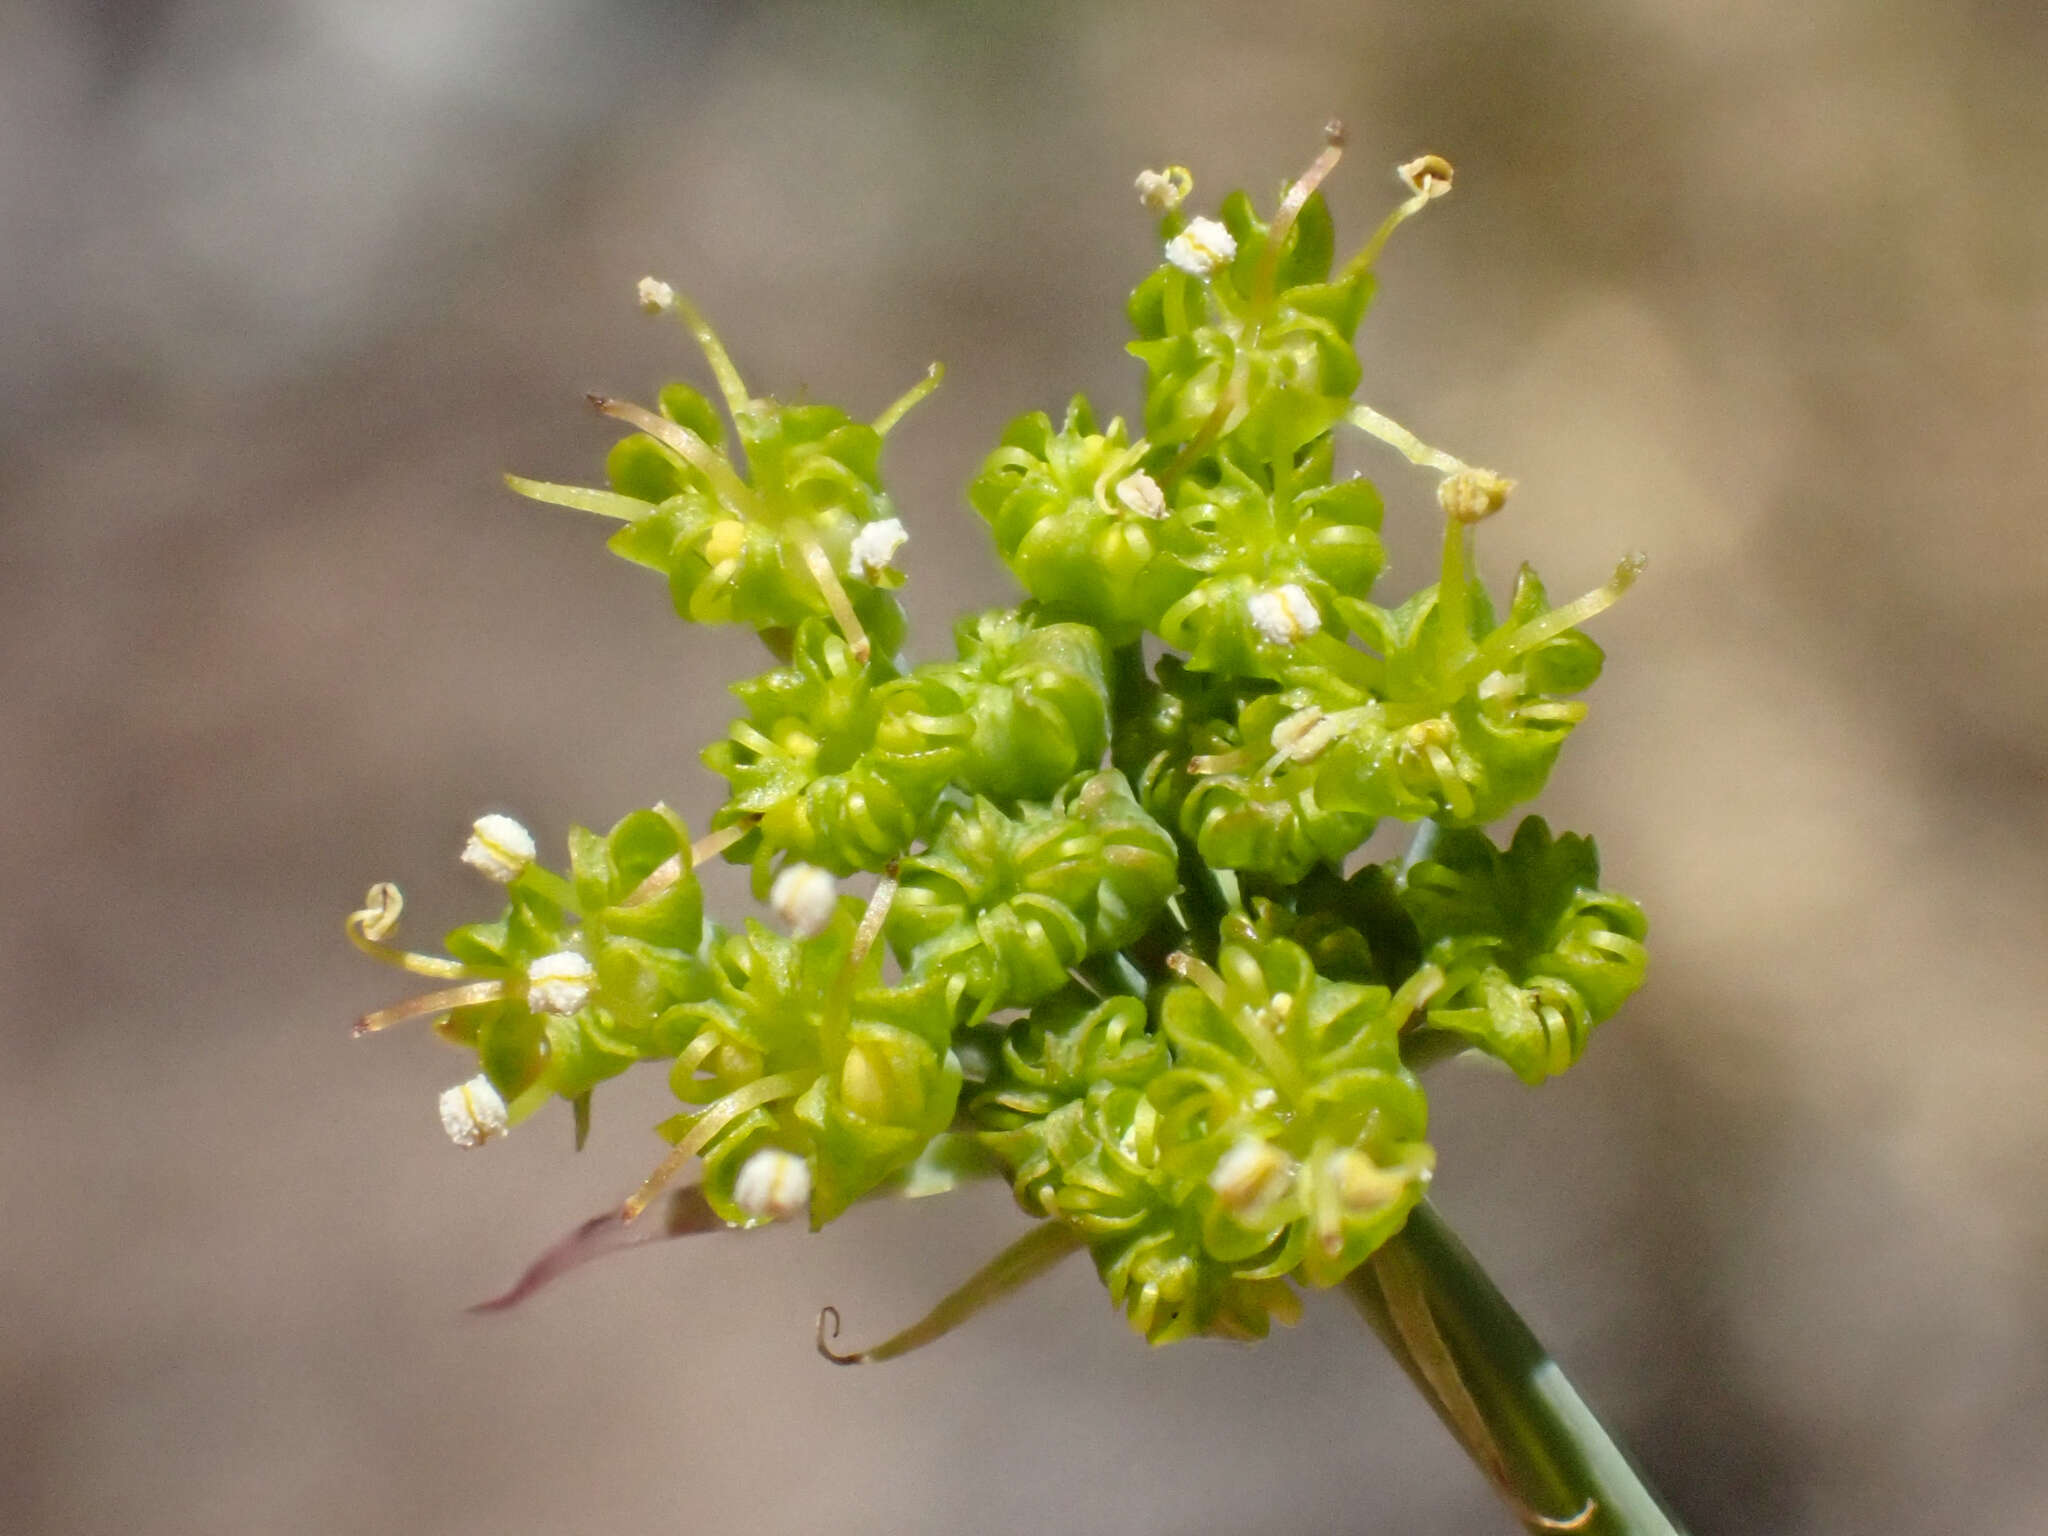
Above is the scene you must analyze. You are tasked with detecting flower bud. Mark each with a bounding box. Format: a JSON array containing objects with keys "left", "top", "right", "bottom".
[
  {"left": 526, "top": 950, "right": 594, "bottom": 1016},
  {"left": 847, "top": 518, "right": 908, "bottom": 582},
  {"left": 1246, "top": 583, "right": 1321, "bottom": 646},
  {"left": 769, "top": 862, "right": 839, "bottom": 939},
  {"left": 733, "top": 1147, "right": 812, "bottom": 1223},
  {"left": 439, "top": 1074, "right": 509, "bottom": 1148},
  {"left": 1164, "top": 217, "right": 1237, "bottom": 278},
  {"left": 460, "top": 813, "right": 536, "bottom": 884}
]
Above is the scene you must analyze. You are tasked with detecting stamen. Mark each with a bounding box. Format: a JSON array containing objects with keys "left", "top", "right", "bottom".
[
  {"left": 692, "top": 823, "right": 757, "bottom": 872},
  {"left": 439, "top": 1074, "right": 510, "bottom": 1148},
  {"left": 1253, "top": 119, "right": 1347, "bottom": 305},
  {"left": 588, "top": 395, "right": 761, "bottom": 515},
  {"left": 851, "top": 863, "right": 900, "bottom": 968},
  {"left": 355, "top": 979, "right": 506, "bottom": 1036},
  {"left": 460, "top": 813, "right": 535, "bottom": 885},
  {"left": 346, "top": 886, "right": 473, "bottom": 979},
  {"left": 1346, "top": 403, "right": 1473, "bottom": 478},
  {"left": 657, "top": 287, "right": 755, "bottom": 425},
  {"left": 1342, "top": 153, "right": 1455, "bottom": 280},
  {"left": 732, "top": 1147, "right": 813, "bottom": 1224},
  {"left": 847, "top": 518, "right": 909, "bottom": 583},
  {"left": 621, "top": 1070, "right": 809, "bottom": 1223},
  {"left": 872, "top": 363, "right": 945, "bottom": 436},
  {"left": 799, "top": 540, "right": 871, "bottom": 664},
  {"left": 1135, "top": 165, "right": 1193, "bottom": 215},
  {"left": 1164, "top": 217, "right": 1238, "bottom": 278}
]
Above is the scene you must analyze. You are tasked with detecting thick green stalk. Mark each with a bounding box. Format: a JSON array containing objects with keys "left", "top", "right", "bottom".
[{"left": 1345, "top": 1200, "right": 1688, "bottom": 1535}]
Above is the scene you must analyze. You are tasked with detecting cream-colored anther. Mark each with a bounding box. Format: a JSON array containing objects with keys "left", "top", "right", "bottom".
[
  {"left": 526, "top": 950, "right": 595, "bottom": 1016},
  {"left": 1164, "top": 216, "right": 1237, "bottom": 278},
  {"left": 439, "top": 1074, "right": 510, "bottom": 1148},
  {"left": 733, "top": 1148, "right": 812, "bottom": 1223},
  {"left": 1247, "top": 583, "right": 1322, "bottom": 646},
  {"left": 847, "top": 518, "right": 908, "bottom": 582},
  {"left": 460, "top": 814, "right": 535, "bottom": 884}
]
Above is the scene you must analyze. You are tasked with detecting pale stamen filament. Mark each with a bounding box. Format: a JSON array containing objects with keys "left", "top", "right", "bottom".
[
  {"left": 873, "top": 363, "right": 945, "bottom": 436},
  {"left": 799, "top": 540, "right": 872, "bottom": 664}
]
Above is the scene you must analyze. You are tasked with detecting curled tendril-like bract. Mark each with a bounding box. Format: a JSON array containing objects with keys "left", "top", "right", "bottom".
[
  {"left": 703, "top": 619, "right": 962, "bottom": 881},
  {"left": 1398, "top": 818, "right": 1648, "bottom": 1083},
  {"left": 664, "top": 902, "right": 962, "bottom": 1227},
  {"left": 887, "top": 771, "right": 1179, "bottom": 1020}
]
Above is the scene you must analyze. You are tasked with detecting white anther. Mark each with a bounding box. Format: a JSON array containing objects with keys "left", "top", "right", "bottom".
[
  {"left": 460, "top": 814, "right": 536, "bottom": 884},
  {"left": 1210, "top": 1136, "right": 1295, "bottom": 1215},
  {"left": 1249, "top": 1087, "right": 1278, "bottom": 1111},
  {"left": 1246, "top": 583, "right": 1322, "bottom": 645},
  {"left": 1164, "top": 216, "right": 1237, "bottom": 278},
  {"left": 847, "top": 518, "right": 908, "bottom": 582},
  {"left": 1477, "top": 669, "right": 1520, "bottom": 704},
  {"left": 1135, "top": 168, "right": 1186, "bottom": 214},
  {"left": 733, "top": 1147, "right": 812, "bottom": 1223},
  {"left": 526, "top": 950, "right": 594, "bottom": 1016},
  {"left": 769, "top": 863, "right": 839, "bottom": 939},
  {"left": 439, "top": 1074, "right": 509, "bottom": 1148},
  {"left": 1114, "top": 472, "right": 1168, "bottom": 519},
  {"left": 637, "top": 276, "right": 676, "bottom": 312}
]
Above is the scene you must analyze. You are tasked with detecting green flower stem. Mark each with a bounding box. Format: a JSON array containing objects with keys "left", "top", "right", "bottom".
[{"left": 1344, "top": 1200, "right": 1688, "bottom": 1535}]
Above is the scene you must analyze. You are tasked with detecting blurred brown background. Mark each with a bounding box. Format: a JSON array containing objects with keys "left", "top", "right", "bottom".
[{"left": 4, "top": 1, "right": 2044, "bottom": 1532}]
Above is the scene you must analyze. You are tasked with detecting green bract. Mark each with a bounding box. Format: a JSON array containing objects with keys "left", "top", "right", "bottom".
[{"left": 350, "top": 137, "right": 1650, "bottom": 1353}]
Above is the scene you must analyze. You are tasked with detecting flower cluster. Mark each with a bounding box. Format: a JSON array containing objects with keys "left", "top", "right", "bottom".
[{"left": 349, "top": 128, "right": 1647, "bottom": 1352}]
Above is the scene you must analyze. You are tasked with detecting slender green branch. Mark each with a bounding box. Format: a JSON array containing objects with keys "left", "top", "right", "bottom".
[{"left": 1345, "top": 1201, "right": 1688, "bottom": 1535}]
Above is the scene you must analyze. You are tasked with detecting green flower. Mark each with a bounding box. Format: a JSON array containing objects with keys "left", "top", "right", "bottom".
[
  {"left": 968, "top": 398, "right": 1199, "bottom": 642},
  {"left": 1128, "top": 183, "right": 1375, "bottom": 467},
  {"left": 352, "top": 809, "right": 716, "bottom": 1129},
  {"left": 664, "top": 903, "right": 962, "bottom": 1227},
  {"left": 1149, "top": 927, "right": 1436, "bottom": 1290},
  {"left": 1151, "top": 434, "right": 1386, "bottom": 681},
  {"left": 887, "top": 771, "right": 1179, "bottom": 1019},
  {"left": 508, "top": 288, "right": 938, "bottom": 660},
  {"left": 703, "top": 619, "right": 962, "bottom": 879},
  {"left": 915, "top": 606, "right": 1113, "bottom": 806},
  {"left": 1398, "top": 818, "right": 1648, "bottom": 1082},
  {"left": 1115, "top": 657, "right": 1374, "bottom": 882}
]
